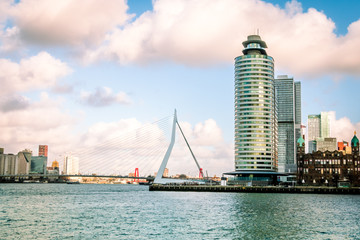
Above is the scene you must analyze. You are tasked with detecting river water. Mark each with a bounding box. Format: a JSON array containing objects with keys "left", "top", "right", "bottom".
[{"left": 1, "top": 184, "right": 359, "bottom": 239}]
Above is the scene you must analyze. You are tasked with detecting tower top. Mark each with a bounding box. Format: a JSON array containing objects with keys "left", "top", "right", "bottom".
[
  {"left": 297, "top": 135, "right": 305, "bottom": 147},
  {"left": 242, "top": 35, "right": 268, "bottom": 55},
  {"left": 352, "top": 131, "right": 359, "bottom": 147},
  {"left": 242, "top": 35, "right": 267, "bottom": 48}
]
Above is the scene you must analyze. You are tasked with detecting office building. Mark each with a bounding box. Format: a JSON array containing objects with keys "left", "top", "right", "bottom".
[
  {"left": 308, "top": 114, "right": 321, "bottom": 142},
  {"left": 234, "top": 34, "right": 278, "bottom": 172},
  {"left": 63, "top": 155, "right": 79, "bottom": 175},
  {"left": 274, "top": 75, "right": 301, "bottom": 173},
  {"left": 38, "top": 145, "right": 48, "bottom": 157},
  {"left": 307, "top": 112, "right": 331, "bottom": 152},
  {"left": 320, "top": 112, "right": 330, "bottom": 138},
  {"left": 30, "top": 156, "right": 47, "bottom": 174}
]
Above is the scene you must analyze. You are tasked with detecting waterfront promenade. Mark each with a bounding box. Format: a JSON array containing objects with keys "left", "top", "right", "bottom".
[{"left": 150, "top": 184, "right": 360, "bottom": 194}]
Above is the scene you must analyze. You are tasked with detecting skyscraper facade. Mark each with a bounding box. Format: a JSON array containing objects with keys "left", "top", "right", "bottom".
[
  {"left": 274, "top": 75, "right": 301, "bottom": 173},
  {"left": 234, "top": 35, "right": 278, "bottom": 172},
  {"left": 320, "top": 112, "right": 330, "bottom": 138},
  {"left": 307, "top": 112, "right": 330, "bottom": 152},
  {"left": 38, "top": 145, "right": 48, "bottom": 157},
  {"left": 63, "top": 155, "right": 79, "bottom": 175}
]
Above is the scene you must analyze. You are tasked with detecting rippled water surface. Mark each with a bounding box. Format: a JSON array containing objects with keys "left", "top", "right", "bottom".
[{"left": 1, "top": 184, "right": 360, "bottom": 239}]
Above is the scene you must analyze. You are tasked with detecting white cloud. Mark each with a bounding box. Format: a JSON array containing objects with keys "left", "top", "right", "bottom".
[
  {"left": 83, "top": 0, "right": 360, "bottom": 78},
  {"left": 0, "top": 92, "right": 78, "bottom": 160},
  {"left": 80, "top": 86, "right": 131, "bottom": 107},
  {"left": 50, "top": 117, "right": 233, "bottom": 177},
  {"left": 328, "top": 111, "right": 360, "bottom": 143},
  {"left": 0, "top": 51, "right": 72, "bottom": 93},
  {"left": 8, "top": 0, "right": 132, "bottom": 46},
  {"left": 0, "top": 26, "right": 23, "bottom": 54},
  {"left": 0, "top": 95, "right": 30, "bottom": 112}
]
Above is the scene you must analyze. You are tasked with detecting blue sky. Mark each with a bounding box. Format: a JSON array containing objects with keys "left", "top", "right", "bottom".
[{"left": 1, "top": 0, "right": 360, "bottom": 176}]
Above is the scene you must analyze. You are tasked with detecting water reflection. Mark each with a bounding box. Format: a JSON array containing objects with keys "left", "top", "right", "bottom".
[{"left": 228, "top": 193, "right": 360, "bottom": 239}]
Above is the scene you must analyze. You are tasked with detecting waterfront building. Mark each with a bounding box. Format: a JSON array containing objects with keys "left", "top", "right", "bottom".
[
  {"left": 234, "top": 34, "right": 278, "bottom": 172},
  {"left": 17, "top": 149, "right": 32, "bottom": 175},
  {"left": 38, "top": 145, "right": 48, "bottom": 157},
  {"left": 0, "top": 149, "right": 17, "bottom": 175},
  {"left": 297, "top": 132, "right": 360, "bottom": 186},
  {"left": 274, "top": 75, "right": 301, "bottom": 173},
  {"left": 30, "top": 156, "right": 47, "bottom": 174},
  {"left": 63, "top": 155, "right": 79, "bottom": 175},
  {"left": 316, "top": 137, "right": 337, "bottom": 152}
]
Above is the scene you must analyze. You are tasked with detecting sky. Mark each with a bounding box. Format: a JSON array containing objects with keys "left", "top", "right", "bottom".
[{"left": 1, "top": 0, "right": 360, "bottom": 177}]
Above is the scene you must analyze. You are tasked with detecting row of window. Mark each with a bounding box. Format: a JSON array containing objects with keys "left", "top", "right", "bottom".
[
  {"left": 237, "top": 143, "right": 273, "bottom": 147},
  {"left": 237, "top": 73, "right": 274, "bottom": 77},
  {"left": 236, "top": 100, "right": 272, "bottom": 104},
  {"left": 235, "top": 139, "right": 273, "bottom": 143},
  {"left": 235, "top": 111, "right": 272, "bottom": 115},
  {"left": 235, "top": 64, "right": 273, "bottom": 70},
  {"left": 301, "top": 159, "right": 358, "bottom": 165},
  {"left": 236, "top": 86, "right": 272, "bottom": 90},
  {"left": 235, "top": 68, "right": 273, "bottom": 74},
  {"left": 235, "top": 94, "right": 273, "bottom": 99},
  {"left": 235, "top": 79, "right": 273, "bottom": 83},
  {"left": 235, "top": 55, "right": 274, "bottom": 61}
]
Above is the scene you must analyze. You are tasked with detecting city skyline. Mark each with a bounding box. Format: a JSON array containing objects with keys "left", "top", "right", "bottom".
[{"left": 1, "top": 0, "right": 360, "bottom": 176}]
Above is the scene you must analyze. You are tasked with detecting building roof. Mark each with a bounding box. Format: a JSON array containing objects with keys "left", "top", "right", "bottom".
[{"left": 242, "top": 35, "right": 267, "bottom": 48}]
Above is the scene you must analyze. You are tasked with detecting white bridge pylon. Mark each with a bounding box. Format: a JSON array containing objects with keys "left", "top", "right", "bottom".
[{"left": 153, "top": 110, "right": 205, "bottom": 184}]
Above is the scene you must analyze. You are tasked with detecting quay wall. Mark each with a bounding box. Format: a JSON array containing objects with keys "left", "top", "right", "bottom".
[{"left": 149, "top": 185, "right": 360, "bottom": 194}]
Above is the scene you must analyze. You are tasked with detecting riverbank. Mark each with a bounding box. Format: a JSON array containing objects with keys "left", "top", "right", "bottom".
[{"left": 149, "top": 184, "right": 360, "bottom": 194}]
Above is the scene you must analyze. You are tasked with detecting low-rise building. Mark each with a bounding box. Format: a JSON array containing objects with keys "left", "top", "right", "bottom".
[
  {"left": 297, "top": 132, "right": 360, "bottom": 186},
  {"left": 316, "top": 137, "right": 337, "bottom": 152}
]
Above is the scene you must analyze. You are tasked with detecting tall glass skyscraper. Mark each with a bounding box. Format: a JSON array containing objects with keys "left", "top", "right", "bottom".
[
  {"left": 234, "top": 35, "right": 278, "bottom": 172},
  {"left": 307, "top": 112, "right": 330, "bottom": 152},
  {"left": 274, "top": 75, "right": 301, "bottom": 173}
]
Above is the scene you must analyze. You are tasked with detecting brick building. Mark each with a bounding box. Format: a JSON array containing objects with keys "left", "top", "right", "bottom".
[{"left": 297, "top": 132, "right": 360, "bottom": 186}]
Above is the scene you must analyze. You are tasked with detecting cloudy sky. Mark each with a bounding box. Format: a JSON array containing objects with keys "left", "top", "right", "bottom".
[{"left": 1, "top": 0, "right": 360, "bottom": 176}]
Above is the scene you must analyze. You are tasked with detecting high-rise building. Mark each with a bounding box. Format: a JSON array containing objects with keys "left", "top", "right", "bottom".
[
  {"left": 274, "top": 75, "right": 301, "bottom": 173},
  {"left": 307, "top": 112, "right": 331, "bottom": 152},
  {"left": 39, "top": 145, "right": 48, "bottom": 157},
  {"left": 234, "top": 35, "right": 278, "bottom": 172},
  {"left": 63, "top": 155, "right": 79, "bottom": 175},
  {"left": 308, "top": 114, "right": 321, "bottom": 141},
  {"left": 320, "top": 112, "right": 330, "bottom": 138}
]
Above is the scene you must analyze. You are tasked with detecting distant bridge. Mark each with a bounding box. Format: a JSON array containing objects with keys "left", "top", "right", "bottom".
[
  {"left": 0, "top": 174, "right": 154, "bottom": 181},
  {"left": 0, "top": 110, "right": 207, "bottom": 184}
]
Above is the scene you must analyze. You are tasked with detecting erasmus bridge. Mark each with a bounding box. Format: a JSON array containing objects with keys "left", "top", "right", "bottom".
[{"left": 0, "top": 110, "right": 207, "bottom": 184}]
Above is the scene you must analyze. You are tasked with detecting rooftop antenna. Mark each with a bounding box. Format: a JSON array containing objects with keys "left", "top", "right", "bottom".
[{"left": 257, "top": 28, "right": 260, "bottom": 35}]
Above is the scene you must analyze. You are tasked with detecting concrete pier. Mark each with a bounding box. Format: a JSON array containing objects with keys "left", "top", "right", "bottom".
[{"left": 149, "top": 185, "right": 360, "bottom": 194}]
